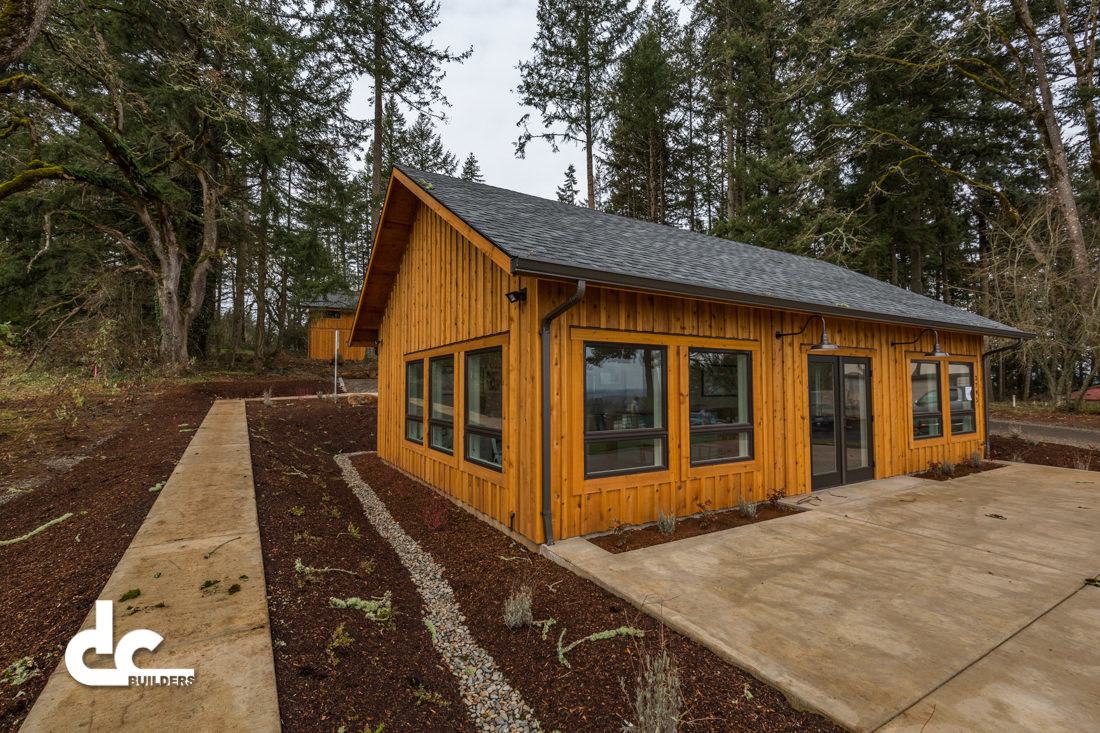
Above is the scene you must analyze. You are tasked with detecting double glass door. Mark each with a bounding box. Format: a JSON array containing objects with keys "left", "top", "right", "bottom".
[{"left": 808, "top": 355, "right": 874, "bottom": 490}]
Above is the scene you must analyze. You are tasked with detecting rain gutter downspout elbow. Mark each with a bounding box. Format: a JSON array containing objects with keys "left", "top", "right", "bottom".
[
  {"left": 540, "top": 280, "right": 586, "bottom": 545},
  {"left": 982, "top": 337, "right": 1023, "bottom": 459}
]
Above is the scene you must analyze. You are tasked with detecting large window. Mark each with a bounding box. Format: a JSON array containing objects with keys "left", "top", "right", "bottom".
[
  {"left": 583, "top": 343, "right": 667, "bottom": 477},
  {"left": 405, "top": 360, "right": 424, "bottom": 443},
  {"left": 428, "top": 355, "right": 454, "bottom": 454},
  {"left": 948, "top": 362, "right": 976, "bottom": 434},
  {"left": 465, "top": 347, "right": 503, "bottom": 470},
  {"left": 911, "top": 360, "right": 943, "bottom": 439},
  {"left": 688, "top": 349, "right": 753, "bottom": 465}
]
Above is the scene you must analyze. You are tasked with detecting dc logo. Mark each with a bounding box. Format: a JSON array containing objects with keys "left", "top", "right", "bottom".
[{"left": 65, "top": 601, "right": 195, "bottom": 687}]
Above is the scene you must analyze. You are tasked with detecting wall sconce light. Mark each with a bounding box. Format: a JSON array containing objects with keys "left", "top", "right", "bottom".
[
  {"left": 891, "top": 328, "right": 949, "bottom": 357},
  {"left": 775, "top": 315, "right": 839, "bottom": 351},
  {"left": 505, "top": 288, "right": 527, "bottom": 303}
]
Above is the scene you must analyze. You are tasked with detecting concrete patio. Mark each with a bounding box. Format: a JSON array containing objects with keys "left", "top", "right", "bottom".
[{"left": 544, "top": 463, "right": 1100, "bottom": 732}]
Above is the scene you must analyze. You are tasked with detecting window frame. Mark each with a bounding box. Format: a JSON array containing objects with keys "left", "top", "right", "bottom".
[
  {"left": 405, "top": 359, "right": 424, "bottom": 445},
  {"left": 427, "top": 354, "right": 455, "bottom": 455},
  {"left": 687, "top": 347, "right": 754, "bottom": 466},
  {"left": 911, "top": 359, "right": 944, "bottom": 440},
  {"left": 464, "top": 346, "right": 504, "bottom": 472},
  {"left": 582, "top": 341, "right": 669, "bottom": 479},
  {"left": 948, "top": 361, "right": 977, "bottom": 435}
]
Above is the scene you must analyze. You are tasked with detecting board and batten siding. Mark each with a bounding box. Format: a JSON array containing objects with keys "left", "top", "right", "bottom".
[
  {"left": 528, "top": 280, "right": 985, "bottom": 541},
  {"left": 375, "top": 205, "right": 534, "bottom": 536},
  {"left": 308, "top": 311, "right": 369, "bottom": 360}
]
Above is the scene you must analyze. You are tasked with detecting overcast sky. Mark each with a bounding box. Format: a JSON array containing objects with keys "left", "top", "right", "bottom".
[{"left": 345, "top": 0, "right": 587, "bottom": 201}]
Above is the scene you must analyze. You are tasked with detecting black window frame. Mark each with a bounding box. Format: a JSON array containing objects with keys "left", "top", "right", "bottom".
[
  {"left": 948, "top": 361, "right": 977, "bottom": 435},
  {"left": 582, "top": 341, "right": 669, "bottom": 479},
  {"left": 464, "top": 346, "right": 504, "bottom": 471},
  {"left": 428, "top": 354, "right": 455, "bottom": 455},
  {"left": 688, "top": 347, "right": 754, "bottom": 467},
  {"left": 405, "top": 359, "right": 425, "bottom": 445},
  {"left": 911, "top": 359, "right": 943, "bottom": 440}
]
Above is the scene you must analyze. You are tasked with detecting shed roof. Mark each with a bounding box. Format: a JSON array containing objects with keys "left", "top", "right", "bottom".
[
  {"left": 351, "top": 166, "right": 1031, "bottom": 342},
  {"left": 304, "top": 293, "right": 358, "bottom": 311}
]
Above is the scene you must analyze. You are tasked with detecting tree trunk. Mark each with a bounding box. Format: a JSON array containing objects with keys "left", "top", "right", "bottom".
[
  {"left": 371, "top": 5, "right": 385, "bottom": 230},
  {"left": 0, "top": 0, "right": 49, "bottom": 72},
  {"left": 253, "top": 163, "right": 270, "bottom": 369}
]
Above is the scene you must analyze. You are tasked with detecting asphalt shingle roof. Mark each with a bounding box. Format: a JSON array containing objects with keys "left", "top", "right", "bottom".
[
  {"left": 304, "top": 293, "right": 358, "bottom": 311},
  {"left": 397, "top": 165, "right": 1030, "bottom": 339}
]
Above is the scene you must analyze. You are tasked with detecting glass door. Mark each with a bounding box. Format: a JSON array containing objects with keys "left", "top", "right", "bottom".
[{"left": 808, "top": 355, "right": 874, "bottom": 489}]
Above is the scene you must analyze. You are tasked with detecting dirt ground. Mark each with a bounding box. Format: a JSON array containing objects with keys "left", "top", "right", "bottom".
[
  {"left": 989, "top": 435, "right": 1100, "bottom": 471},
  {"left": 990, "top": 402, "right": 1100, "bottom": 429},
  {"left": 588, "top": 503, "right": 799, "bottom": 554},
  {"left": 0, "top": 372, "right": 327, "bottom": 732}
]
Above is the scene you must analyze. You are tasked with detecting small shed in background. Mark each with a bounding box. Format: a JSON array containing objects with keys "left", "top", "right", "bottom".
[{"left": 305, "top": 294, "right": 368, "bottom": 361}]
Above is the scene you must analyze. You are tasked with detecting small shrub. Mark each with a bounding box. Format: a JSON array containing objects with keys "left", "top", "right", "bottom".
[
  {"left": 503, "top": 585, "right": 533, "bottom": 630},
  {"left": 766, "top": 488, "right": 787, "bottom": 511},
  {"left": 969, "top": 451, "right": 983, "bottom": 468},
  {"left": 939, "top": 460, "right": 956, "bottom": 477},
  {"left": 656, "top": 510, "right": 676, "bottom": 536},
  {"left": 610, "top": 517, "right": 633, "bottom": 548},
  {"left": 621, "top": 646, "right": 683, "bottom": 733},
  {"left": 695, "top": 500, "right": 713, "bottom": 529},
  {"left": 738, "top": 495, "right": 757, "bottom": 519},
  {"left": 330, "top": 593, "right": 394, "bottom": 626},
  {"left": 423, "top": 494, "right": 448, "bottom": 531},
  {"left": 262, "top": 388, "right": 274, "bottom": 407},
  {"left": 326, "top": 622, "right": 354, "bottom": 666}
]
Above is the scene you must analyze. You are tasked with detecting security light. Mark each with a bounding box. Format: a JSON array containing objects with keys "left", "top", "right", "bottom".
[{"left": 505, "top": 288, "right": 527, "bottom": 303}]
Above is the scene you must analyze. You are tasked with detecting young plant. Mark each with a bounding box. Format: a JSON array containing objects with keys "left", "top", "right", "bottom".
[
  {"left": 695, "top": 500, "right": 713, "bottom": 529},
  {"left": 939, "top": 460, "right": 956, "bottom": 477},
  {"left": 326, "top": 622, "right": 354, "bottom": 666},
  {"left": 766, "top": 488, "right": 787, "bottom": 511},
  {"left": 656, "top": 510, "right": 676, "bottom": 536},
  {"left": 423, "top": 494, "right": 448, "bottom": 531},
  {"left": 262, "top": 388, "right": 274, "bottom": 407},
  {"left": 969, "top": 451, "right": 983, "bottom": 468},
  {"left": 738, "top": 495, "right": 757, "bottom": 519},
  {"left": 621, "top": 643, "right": 683, "bottom": 733},
  {"left": 610, "top": 517, "right": 633, "bottom": 549},
  {"left": 503, "top": 584, "right": 533, "bottom": 630},
  {"left": 330, "top": 593, "right": 394, "bottom": 626}
]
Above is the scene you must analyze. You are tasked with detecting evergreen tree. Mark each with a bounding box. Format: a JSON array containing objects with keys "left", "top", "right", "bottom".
[
  {"left": 403, "top": 113, "right": 459, "bottom": 175},
  {"left": 556, "top": 164, "right": 580, "bottom": 204},
  {"left": 515, "top": 0, "right": 641, "bottom": 208},
  {"left": 460, "top": 153, "right": 484, "bottom": 182}
]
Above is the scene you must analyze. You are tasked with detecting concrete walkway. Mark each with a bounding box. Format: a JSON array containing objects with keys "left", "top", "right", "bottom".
[
  {"left": 990, "top": 417, "right": 1100, "bottom": 448},
  {"left": 544, "top": 464, "right": 1100, "bottom": 732},
  {"left": 21, "top": 400, "right": 280, "bottom": 732}
]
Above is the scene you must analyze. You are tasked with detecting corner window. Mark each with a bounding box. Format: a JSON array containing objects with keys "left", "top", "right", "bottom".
[
  {"left": 325, "top": 309, "right": 341, "bottom": 319},
  {"left": 583, "top": 343, "right": 667, "bottom": 477},
  {"left": 911, "top": 361, "right": 942, "bottom": 439},
  {"left": 948, "top": 362, "right": 976, "bottom": 434},
  {"left": 405, "top": 360, "right": 424, "bottom": 443},
  {"left": 428, "top": 355, "right": 454, "bottom": 454},
  {"left": 465, "top": 347, "right": 503, "bottom": 470},
  {"left": 688, "top": 349, "right": 753, "bottom": 465}
]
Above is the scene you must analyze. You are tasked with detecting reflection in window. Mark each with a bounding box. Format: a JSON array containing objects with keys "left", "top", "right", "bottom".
[
  {"left": 583, "top": 344, "right": 667, "bottom": 477},
  {"left": 465, "top": 348, "right": 503, "bottom": 469},
  {"left": 911, "top": 361, "right": 942, "bottom": 438},
  {"left": 429, "top": 355, "right": 454, "bottom": 453},
  {"left": 688, "top": 349, "right": 753, "bottom": 465},
  {"left": 405, "top": 361, "right": 424, "bottom": 443},
  {"left": 948, "top": 362, "right": 976, "bottom": 434}
]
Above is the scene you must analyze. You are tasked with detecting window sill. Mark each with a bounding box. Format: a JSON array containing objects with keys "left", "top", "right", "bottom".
[{"left": 580, "top": 468, "right": 672, "bottom": 493}]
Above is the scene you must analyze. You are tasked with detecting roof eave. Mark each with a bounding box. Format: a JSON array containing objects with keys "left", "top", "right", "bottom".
[{"left": 511, "top": 258, "right": 1035, "bottom": 341}]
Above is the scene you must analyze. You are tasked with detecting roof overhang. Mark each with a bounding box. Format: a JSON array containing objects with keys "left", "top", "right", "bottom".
[{"left": 510, "top": 258, "right": 1035, "bottom": 341}]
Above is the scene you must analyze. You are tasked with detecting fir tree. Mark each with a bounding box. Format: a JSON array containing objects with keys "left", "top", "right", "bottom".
[
  {"left": 556, "top": 164, "right": 580, "bottom": 204},
  {"left": 460, "top": 153, "right": 484, "bottom": 182}
]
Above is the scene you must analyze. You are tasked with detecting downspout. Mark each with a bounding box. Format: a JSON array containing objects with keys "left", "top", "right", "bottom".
[
  {"left": 540, "top": 279, "right": 586, "bottom": 545},
  {"left": 982, "top": 338, "right": 1023, "bottom": 459}
]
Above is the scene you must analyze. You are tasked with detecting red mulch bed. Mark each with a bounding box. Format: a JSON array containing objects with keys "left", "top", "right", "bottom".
[
  {"left": 352, "top": 451, "right": 841, "bottom": 733},
  {"left": 990, "top": 435, "right": 1100, "bottom": 471},
  {"left": 248, "top": 399, "right": 473, "bottom": 732},
  {"left": 589, "top": 504, "right": 799, "bottom": 554},
  {"left": 912, "top": 461, "right": 1005, "bottom": 481},
  {"left": 0, "top": 375, "right": 329, "bottom": 731}
]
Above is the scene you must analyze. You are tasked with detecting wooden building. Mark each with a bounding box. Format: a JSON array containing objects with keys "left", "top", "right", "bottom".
[
  {"left": 349, "top": 167, "right": 1031, "bottom": 545},
  {"left": 306, "top": 294, "right": 369, "bottom": 361}
]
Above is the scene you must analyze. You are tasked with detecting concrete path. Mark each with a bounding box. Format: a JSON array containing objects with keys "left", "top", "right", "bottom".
[
  {"left": 21, "top": 400, "right": 280, "bottom": 733},
  {"left": 990, "top": 418, "right": 1100, "bottom": 448},
  {"left": 544, "top": 464, "right": 1100, "bottom": 732}
]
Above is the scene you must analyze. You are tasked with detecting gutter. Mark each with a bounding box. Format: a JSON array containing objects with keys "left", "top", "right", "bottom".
[
  {"left": 540, "top": 279, "right": 586, "bottom": 545},
  {"left": 982, "top": 338, "right": 1024, "bottom": 459}
]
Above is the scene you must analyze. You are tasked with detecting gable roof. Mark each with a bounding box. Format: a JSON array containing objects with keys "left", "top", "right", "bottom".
[{"left": 351, "top": 166, "right": 1031, "bottom": 342}]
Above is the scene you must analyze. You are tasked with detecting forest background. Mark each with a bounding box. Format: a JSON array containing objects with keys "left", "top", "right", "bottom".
[{"left": 1, "top": 0, "right": 1097, "bottom": 407}]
